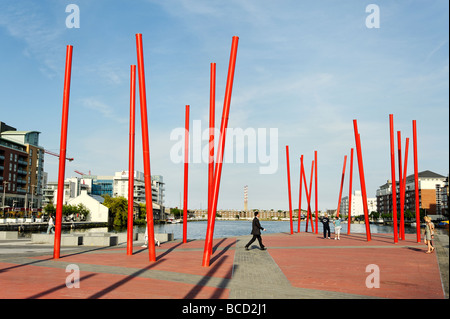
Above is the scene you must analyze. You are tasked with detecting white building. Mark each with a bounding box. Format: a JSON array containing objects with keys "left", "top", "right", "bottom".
[
  {"left": 113, "top": 171, "right": 165, "bottom": 205},
  {"left": 42, "top": 177, "right": 89, "bottom": 207},
  {"left": 67, "top": 190, "right": 109, "bottom": 222},
  {"left": 341, "top": 190, "right": 377, "bottom": 217}
]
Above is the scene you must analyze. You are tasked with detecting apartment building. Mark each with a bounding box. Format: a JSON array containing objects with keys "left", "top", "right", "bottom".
[
  {"left": 341, "top": 190, "right": 377, "bottom": 217},
  {"left": 1, "top": 122, "right": 45, "bottom": 212},
  {"left": 376, "top": 170, "right": 447, "bottom": 215}
]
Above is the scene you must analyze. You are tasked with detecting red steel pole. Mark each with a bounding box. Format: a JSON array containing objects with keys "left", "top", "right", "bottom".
[
  {"left": 412, "top": 120, "right": 421, "bottom": 243},
  {"left": 298, "top": 155, "right": 304, "bottom": 232},
  {"left": 353, "top": 120, "right": 371, "bottom": 241},
  {"left": 207, "top": 63, "right": 216, "bottom": 254},
  {"left": 183, "top": 105, "right": 190, "bottom": 243},
  {"left": 336, "top": 155, "right": 347, "bottom": 218},
  {"left": 136, "top": 33, "right": 156, "bottom": 262},
  {"left": 202, "top": 36, "right": 239, "bottom": 267},
  {"left": 127, "top": 65, "right": 136, "bottom": 255},
  {"left": 301, "top": 160, "right": 310, "bottom": 232},
  {"left": 314, "top": 151, "right": 318, "bottom": 233},
  {"left": 402, "top": 138, "right": 409, "bottom": 241},
  {"left": 303, "top": 160, "right": 315, "bottom": 233},
  {"left": 285, "top": 145, "right": 294, "bottom": 235},
  {"left": 397, "top": 131, "right": 404, "bottom": 240},
  {"left": 347, "top": 148, "right": 354, "bottom": 234},
  {"left": 389, "top": 114, "right": 399, "bottom": 243},
  {"left": 53, "top": 45, "right": 73, "bottom": 259}
]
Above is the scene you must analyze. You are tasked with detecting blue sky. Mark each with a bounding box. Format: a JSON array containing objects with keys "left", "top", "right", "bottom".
[{"left": 0, "top": 0, "right": 448, "bottom": 212}]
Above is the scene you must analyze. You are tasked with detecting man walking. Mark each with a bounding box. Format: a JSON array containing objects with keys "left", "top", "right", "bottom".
[{"left": 245, "top": 211, "right": 266, "bottom": 250}]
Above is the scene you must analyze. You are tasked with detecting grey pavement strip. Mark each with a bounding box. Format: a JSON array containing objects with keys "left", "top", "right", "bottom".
[{"left": 228, "top": 236, "right": 378, "bottom": 299}]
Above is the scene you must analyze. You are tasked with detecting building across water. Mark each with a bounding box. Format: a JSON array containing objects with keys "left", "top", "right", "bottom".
[
  {"left": 1, "top": 122, "right": 45, "bottom": 212},
  {"left": 376, "top": 170, "right": 448, "bottom": 217}
]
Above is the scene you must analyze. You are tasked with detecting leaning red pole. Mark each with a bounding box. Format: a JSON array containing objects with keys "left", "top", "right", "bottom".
[
  {"left": 297, "top": 155, "right": 304, "bottom": 233},
  {"left": 412, "top": 120, "right": 421, "bottom": 243},
  {"left": 347, "top": 148, "right": 354, "bottom": 234},
  {"left": 127, "top": 65, "right": 136, "bottom": 255},
  {"left": 397, "top": 131, "right": 404, "bottom": 240},
  {"left": 53, "top": 45, "right": 73, "bottom": 259},
  {"left": 207, "top": 63, "right": 216, "bottom": 254},
  {"left": 389, "top": 114, "right": 399, "bottom": 243},
  {"left": 401, "top": 138, "right": 409, "bottom": 241},
  {"left": 136, "top": 33, "right": 156, "bottom": 261},
  {"left": 336, "top": 155, "right": 347, "bottom": 218},
  {"left": 285, "top": 145, "right": 294, "bottom": 235},
  {"left": 183, "top": 105, "right": 190, "bottom": 243},
  {"left": 314, "top": 151, "right": 318, "bottom": 233},
  {"left": 353, "top": 120, "right": 371, "bottom": 241},
  {"left": 303, "top": 160, "right": 315, "bottom": 233},
  {"left": 202, "top": 36, "right": 239, "bottom": 267}
]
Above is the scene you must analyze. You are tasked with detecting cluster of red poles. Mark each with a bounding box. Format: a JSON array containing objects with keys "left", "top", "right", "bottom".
[
  {"left": 52, "top": 35, "right": 240, "bottom": 267},
  {"left": 285, "top": 117, "right": 422, "bottom": 244},
  {"left": 52, "top": 35, "right": 421, "bottom": 263}
]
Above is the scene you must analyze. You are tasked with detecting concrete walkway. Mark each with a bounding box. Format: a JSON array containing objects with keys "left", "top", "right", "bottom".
[{"left": 0, "top": 231, "right": 447, "bottom": 300}]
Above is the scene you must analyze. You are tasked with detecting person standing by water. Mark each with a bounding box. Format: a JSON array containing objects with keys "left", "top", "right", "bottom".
[
  {"left": 47, "top": 215, "right": 55, "bottom": 234},
  {"left": 333, "top": 216, "right": 342, "bottom": 240},
  {"left": 141, "top": 225, "right": 160, "bottom": 248},
  {"left": 321, "top": 213, "right": 331, "bottom": 239},
  {"left": 245, "top": 211, "right": 267, "bottom": 250},
  {"left": 424, "top": 216, "right": 435, "bottom": 254}
]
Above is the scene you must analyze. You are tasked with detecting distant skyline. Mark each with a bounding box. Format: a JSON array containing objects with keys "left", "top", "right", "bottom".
[{"left": 0, "top": 1, "right": 448, "bottom": 211}]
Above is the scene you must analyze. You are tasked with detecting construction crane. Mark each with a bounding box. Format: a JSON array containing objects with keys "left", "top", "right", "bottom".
[
  {"left": 44, "top": 149, "right": 74, "bottom": 162},
  {"left": 74, "top": 170, "right": 91, "bottom": 176}
]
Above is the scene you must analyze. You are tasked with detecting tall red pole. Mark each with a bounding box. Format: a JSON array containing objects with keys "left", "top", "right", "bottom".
[
  {"left": 53, "top": 45, "right": 73, "bottom": 259},
  {"left": 389, "top": 114, "right": 399, "bottom": 243},
  {"left": 285, "top": 145, "right": 294, "bottom": 235},
  {"left": 297, "top": 155, "right": 304, "bottom": 233},
  {"left": 303, "top": 160, "right": 315, "bottom": 233},
  {"left": 402, "top": 138, "right": 409, "bottom": 241},
  {"left": 136, "top": 33, "right": 156, "bottom": 262},
  {"left": 207, "top": 63, "right": 216, "bottom": 254},
  {"left": 314, "top": 151, "right": 318, "bottom": 233},
  {"left": 397, "top": 131, "right": 404, "bottom": 240},
  {"left": 202, "top": 36, "right": 239, "bottom": 267},
  {"left": 353, "top": 120, "right": 371, "bottom": 241},
  {"left": 127, "top": 65, "right": 136, "bottom": 256},
  {"left": 347, "top": 148, "right": 354, "bottom": 234},
  {"left": 336, "top": 155, "right": 347, "bottom": 218},
  {"left": 412, "top": 120, "right": 421, "bottom": 243},
  {"left": 183, "top": 105, "right": 190, "bottom": 243}
]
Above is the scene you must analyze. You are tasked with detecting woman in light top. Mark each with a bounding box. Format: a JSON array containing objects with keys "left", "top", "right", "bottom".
[{"left": 333, "top": 216, "right": 342, "bottom": 240}]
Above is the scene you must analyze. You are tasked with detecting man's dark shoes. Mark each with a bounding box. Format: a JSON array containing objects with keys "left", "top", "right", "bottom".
[
  {"left": 245, "top": 246, "right": 249, "bottom": 251},
  {"left": 260, "top": 247, "right": 267, "bottom": 250}
]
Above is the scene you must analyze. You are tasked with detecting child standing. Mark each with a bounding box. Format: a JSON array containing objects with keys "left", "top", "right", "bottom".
[{"left": 333, "top": 216, "right": 342, "bottom": 240}]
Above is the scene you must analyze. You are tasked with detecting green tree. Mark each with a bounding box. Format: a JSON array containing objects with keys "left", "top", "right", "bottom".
[
  {"left": 102, "top": 196, "right": 128, "bottom": 227},
  {"left": 171, "top": 207, "right": 182, "bottom": 218},
  {"left": 43, "top": 203, "right": 56, "bottom": 216},
  {"left": 370, "top": 211, "right": 380, "bottom": 220}
]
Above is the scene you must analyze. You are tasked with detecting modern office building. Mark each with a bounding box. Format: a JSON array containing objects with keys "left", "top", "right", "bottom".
[{"left": 113, "top": 171, "right": 165, "bottom": 206}]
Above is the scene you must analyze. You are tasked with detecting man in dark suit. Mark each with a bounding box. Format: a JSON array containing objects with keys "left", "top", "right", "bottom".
[{"left": 245, "top": 211, "right": 267, "bottom": 250}]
